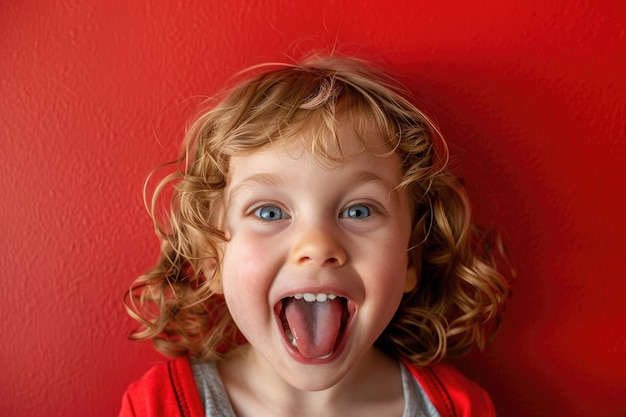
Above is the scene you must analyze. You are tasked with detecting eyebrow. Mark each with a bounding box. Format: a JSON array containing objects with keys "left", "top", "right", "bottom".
[
  {"left": 227, "top": 170, "right": 396, "bottom": 202},
  {"left": 227, "top": 173, "right": 283, "bottom": 203},
  {"left": 349, "top": 170, "right": 396, "bottom": 191}
]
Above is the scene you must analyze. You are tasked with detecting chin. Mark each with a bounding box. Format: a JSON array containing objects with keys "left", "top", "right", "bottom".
[{"left": 282, "top": 370, "right": 345, "bottom": 392}]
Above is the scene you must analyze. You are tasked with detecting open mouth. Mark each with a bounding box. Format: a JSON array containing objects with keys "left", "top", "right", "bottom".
[{"left": 277, "top": 293, "right": 350, "bottom": 360}]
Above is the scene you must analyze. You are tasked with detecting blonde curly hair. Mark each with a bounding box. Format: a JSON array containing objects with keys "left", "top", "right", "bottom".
[{"left": 125, "top": 54, "right": 512, "bottom": 366}]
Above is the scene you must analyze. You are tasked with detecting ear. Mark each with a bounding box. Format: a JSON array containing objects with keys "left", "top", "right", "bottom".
[
  {"left": 202, "top": 202, "right": 228, "bottom": 295},
  {"left": 404, "top": 265, "right": 418, "bottom": 293},
  {"left": 202, "top": 257, "right": 223, "bottom": 294}
]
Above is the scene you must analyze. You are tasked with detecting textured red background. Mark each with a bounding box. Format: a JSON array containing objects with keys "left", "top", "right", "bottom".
[{"left": 1, "top": 1, "right": 624, "bottom": 416}]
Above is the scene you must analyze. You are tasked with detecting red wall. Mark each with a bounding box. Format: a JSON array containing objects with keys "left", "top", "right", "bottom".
[{"left": 1, "top": 1, "right": 624, "bottom": 416}]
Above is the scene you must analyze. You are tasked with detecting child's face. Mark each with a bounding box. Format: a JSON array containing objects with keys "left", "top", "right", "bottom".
[{"left": 217, "top": 121, "right": 415, "bottom": 391}]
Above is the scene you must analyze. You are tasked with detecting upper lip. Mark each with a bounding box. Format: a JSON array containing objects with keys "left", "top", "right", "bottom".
[
  {"left": 274, "top": 287, "right": 352, "bottom": 305},
  {"left": 272, "top": 287, "right": 357, "bottom": 328},
  {"left": 270, "top": 271, "right": 363, "bottom": 312}
]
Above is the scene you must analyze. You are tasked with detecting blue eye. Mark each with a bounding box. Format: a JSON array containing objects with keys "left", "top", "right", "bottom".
[
  {"left": 254, "top": 205, "right": 287, "bottom": 221},
  {"left": 341, "top": 205, "right": 371, "bottom": 219}
]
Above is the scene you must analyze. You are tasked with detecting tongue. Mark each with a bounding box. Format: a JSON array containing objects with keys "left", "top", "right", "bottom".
[{"left": 284, "top": 298, "right": 343, "bottom": 359}]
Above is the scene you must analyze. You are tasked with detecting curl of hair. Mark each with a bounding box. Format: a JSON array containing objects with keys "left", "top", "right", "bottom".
[{"left": 125, "top": 54, "right": 512, "bottom": 366}]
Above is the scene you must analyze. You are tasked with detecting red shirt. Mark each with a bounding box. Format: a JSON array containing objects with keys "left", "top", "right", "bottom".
[{"left": 119, "top": 357, "right": 496, "bottom": 417}]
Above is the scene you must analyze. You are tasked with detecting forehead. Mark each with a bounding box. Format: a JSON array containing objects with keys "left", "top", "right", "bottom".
[
  {"left": 266, "top": 112, "right": 399, "bottom": 166},
  {"left": 227, "top": 118, "right": 403, "bottom": 184}
]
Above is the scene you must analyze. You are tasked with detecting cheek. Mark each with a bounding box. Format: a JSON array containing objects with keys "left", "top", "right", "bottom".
[
  {"left": 365, "top": 237, "right": 410, "bottom": 296},
  {"left": 223, "top": 232, "right": 265, "bottom": 269},
  {"left": 220, "top": 244, "right": 264, "bottom": 332},
  {"left": 220, "top": 235, "right": 275, "bottom": 300}
]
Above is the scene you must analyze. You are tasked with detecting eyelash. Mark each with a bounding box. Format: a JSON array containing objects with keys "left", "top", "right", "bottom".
[
  {"left": 340, "top": 204, "right": 374, "bottom": 219},
  {"left": 250, "top": 203, "right": 379, "bottom": 222},
  {"left": 253, "top": 205, "right": 289, "bottom": 221}
]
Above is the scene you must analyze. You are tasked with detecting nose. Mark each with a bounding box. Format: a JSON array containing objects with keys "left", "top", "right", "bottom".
[{"left": 289, "top": 227, "right": 347, "bottom": 267}]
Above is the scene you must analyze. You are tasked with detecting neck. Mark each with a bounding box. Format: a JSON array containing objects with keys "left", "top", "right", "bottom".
[{"left": 218, "top": 344, "right": 404, "bottom": 417}]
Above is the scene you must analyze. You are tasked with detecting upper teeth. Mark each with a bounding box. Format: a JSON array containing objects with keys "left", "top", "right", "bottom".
[{"left": 292, "top": 293, "right": 338, "bottom": 302}]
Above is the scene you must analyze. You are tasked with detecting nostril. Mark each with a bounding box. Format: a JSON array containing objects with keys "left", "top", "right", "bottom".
[{"left": 297, "top": 255, "right": 342, "bottom": 266}]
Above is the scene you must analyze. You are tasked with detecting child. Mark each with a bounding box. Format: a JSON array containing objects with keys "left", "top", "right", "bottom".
[{"left": 120, "top": 55, "right": 511, "bottom": 417}]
